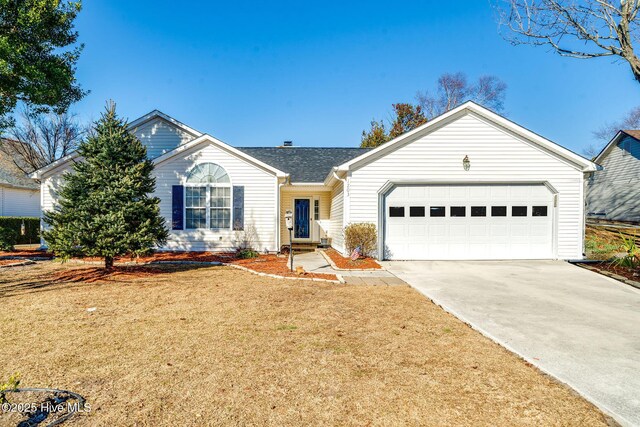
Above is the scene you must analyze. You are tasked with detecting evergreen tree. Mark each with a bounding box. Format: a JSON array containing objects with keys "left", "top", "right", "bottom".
[
  {"left": 360, "top": 119, "right": 390, "bottom": 148},
  {"left": 43, "top": 102, "right": 168, "bottom": 269}
]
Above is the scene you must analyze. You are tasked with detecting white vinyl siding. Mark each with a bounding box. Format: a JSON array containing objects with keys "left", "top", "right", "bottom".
[
  {"left": 587, "top": 135, "right": 640, "bottom": 222},
  {"left": 329, "top": 182, "right": 345, "bottom": 253},
  {"left": 132, "top": 117, "right": 197, "bottom": 159},
  {"left": 347, "top": 112, "right": 585, "bottom": 260},
  {"left": 154, "top": 142, "right": 278, "bottom": 252},
  {"left": 0, "top": 186, "right": 40, "bottom": 217}
]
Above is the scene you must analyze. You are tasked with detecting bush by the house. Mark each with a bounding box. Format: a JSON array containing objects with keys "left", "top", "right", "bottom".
[
  {"left": 344, "top": 222, "right": 377, "bottom": 258},
  {"left": 0, "top": 217, "right": 40, "bottom": 245},
  {"left": 234, "top": 225, "right": 259, "bottom": 258},
  {"left": 614, "top": 232, "right": 639, "bottom": 268},
  {"left": 237, "top": 249, "right": 259, "bottom": 259},
  {"left": 0, "top": 227, "right": 18, "bottom": 251}
]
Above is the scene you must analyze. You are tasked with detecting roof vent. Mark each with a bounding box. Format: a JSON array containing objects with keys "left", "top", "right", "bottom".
[{"left": 282, "top": 140, "right": 293, "bottom": 147}]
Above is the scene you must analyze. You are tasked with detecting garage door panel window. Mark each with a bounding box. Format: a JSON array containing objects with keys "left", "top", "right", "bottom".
[
  {"left": 389, "top": 206, "right": 405, "bottom": 217},
  {"left": 450, "top": 206, "right": 466, "bottom": 217},
  {"left": 512, "top": 206, "right": 528, "bottom": 217},
  {"left": 532, "top": 206, "right": 548, "bottom": 216},
  {"left": 410, "top": 206, "right": 425, "bottom": 217},
  {"left": 430, "top": 206, "right": 446, "bottom": 217},
  {"left": 471, "top": 206, "right": 487, "bottom": 217},
  {"left": 491, "top": 206, "right": 507, "bottom": 217}
]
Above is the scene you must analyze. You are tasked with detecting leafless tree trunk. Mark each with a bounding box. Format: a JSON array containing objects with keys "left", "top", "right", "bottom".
[
  {"left": 416, "top": 72, "right": 507, "bottom": 118},
  {"left": 497, "top": 0, "right": 640, "bottom": 82},
  {"left": 1, "top": 107, "right": 86, "bottom": 176}
]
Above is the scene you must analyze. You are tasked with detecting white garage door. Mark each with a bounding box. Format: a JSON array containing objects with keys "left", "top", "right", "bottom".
[{"left": 384, "top": 184, "right": 554, "bottom": 260}]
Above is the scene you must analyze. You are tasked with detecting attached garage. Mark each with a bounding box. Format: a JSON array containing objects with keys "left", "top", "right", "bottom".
[
  {"left": 328, "top": 102, "right": 598, "bottom": 261},
  {"left": 383, "top": 183, "right": 555, "bottom": 260}
]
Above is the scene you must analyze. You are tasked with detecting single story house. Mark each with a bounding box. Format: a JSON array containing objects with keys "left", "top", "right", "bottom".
[
  {"left": 586, "top": 130, "right": 640, "bottom": 223},
  {"left": 32, "top": 102, "right": 597, "bottom": 260},
  {"left": 0, "top": 140, "right": 40, "bottom": 217}
]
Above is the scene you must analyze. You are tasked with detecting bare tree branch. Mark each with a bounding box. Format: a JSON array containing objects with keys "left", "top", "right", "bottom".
[
  {"left": 496, "top": 0, "right": 640, "bottom": 81},
  {"left": 0, "top": 107, "right": 86, "bottom": 178},
  {"left": 416, "top": 72, "right": 507, "bottom": 118}
]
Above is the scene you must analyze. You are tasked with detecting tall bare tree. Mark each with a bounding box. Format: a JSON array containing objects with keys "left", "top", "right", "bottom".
[
  {"left": 361, "top": 72, "right": 508, "bottom": 148},
  {"left": 416, "top": 73, "right": 507, "bottom": 118},
  {"left": 497, "top": 0, "right": 640, "bottom": 82},
  {"left": 1, "top": 108, "right": 86, "bottom": 175}
]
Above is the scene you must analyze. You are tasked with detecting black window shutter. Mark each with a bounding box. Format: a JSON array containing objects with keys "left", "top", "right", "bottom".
[
  {"left": 172, "top": 185, "right": 184, "bottom": 230},
  {"left": 233, "top": 185, "right": 244, "bottom": 231}
]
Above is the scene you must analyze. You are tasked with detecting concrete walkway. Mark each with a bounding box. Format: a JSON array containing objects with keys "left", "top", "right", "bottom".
[
  {"left": 293, "top": 251, "right": 404, "bottom": 285},
  {"left": 383, "top": 260, "right": 640, "bottom": 427}
]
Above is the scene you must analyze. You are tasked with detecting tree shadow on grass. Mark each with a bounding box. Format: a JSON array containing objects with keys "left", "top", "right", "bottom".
[{"left": 0, "top": 263, "right": 221, "bottom": 299}]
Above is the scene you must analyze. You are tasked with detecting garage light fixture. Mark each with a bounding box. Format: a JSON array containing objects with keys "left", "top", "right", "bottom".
[{"left": 462, "top": 155, "right": 470, "bottom": 171}]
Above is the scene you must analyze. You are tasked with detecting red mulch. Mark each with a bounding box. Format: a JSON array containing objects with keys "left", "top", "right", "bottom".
[
  {"left": 231, "top": 254, "right": 337, "bottom": 280},
  {"left": 582, "top": 261, "right": 640, "bottom": 282},
  {"left": 0, "top": 250, "right": 55, "bottom": 259},
  {"left": 38, "top": 251, "right": 338, "bottom": 282},
  {"left": 324, "top": 248, "right": 381, "bottom": 270}
]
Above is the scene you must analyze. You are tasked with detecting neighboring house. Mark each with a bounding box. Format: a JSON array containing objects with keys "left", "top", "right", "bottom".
[
  {"left": 586, "top": 130, "right": 640, "bottom": 223},
  {"left": 32, "top": 102, "right": 597, "bottom": 260},
  {"left": 0, "top": 140, "right": 40, "bottom": 217}
]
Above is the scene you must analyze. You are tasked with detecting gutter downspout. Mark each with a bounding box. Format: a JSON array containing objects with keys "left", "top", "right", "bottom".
[{"left": 276, "top": 174, "right": 290, "bottom": 252}]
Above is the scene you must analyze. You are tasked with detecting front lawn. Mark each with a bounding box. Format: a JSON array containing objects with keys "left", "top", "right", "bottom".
[{"left": 0, "top": 263, "right": 609, "bottom": 426}]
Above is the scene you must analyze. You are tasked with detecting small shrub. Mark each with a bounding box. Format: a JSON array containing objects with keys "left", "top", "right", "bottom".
[
  {"left": 237, "top": 249, "right": 259, "bottom": 259},
  {"left": 344, "top": 222, "right": 377, "bottom": 258},
  {"left": 0, "top": 227, "right": 18, "bottom": 251},
  {"left": 613, "top": 232, "right": 639, "bottom": 268},
  {"left": 234, "top": 224, "right": 258, "bottom": 250}
]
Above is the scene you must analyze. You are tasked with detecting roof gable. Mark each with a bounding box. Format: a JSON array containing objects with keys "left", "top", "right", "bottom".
[
  {"left": 594, "top": 130, "right": 640, "bottom": 163},
  {"left": 128, "top": 110, "right": 203, "bottom": 139},
  {"left": 153, "top": 134, "right": 287, "bottom": 177},
  {"left": 334, "top": 101, "right": 597, "bottom": 174}
]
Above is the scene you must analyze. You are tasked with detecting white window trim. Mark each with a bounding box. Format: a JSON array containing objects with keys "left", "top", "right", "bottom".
[
  {"left": 184, "top": 183, "right": 233, "bottom": 231},
  {"left": 183, "top": 163, "right": 233, "bottom": 231}
]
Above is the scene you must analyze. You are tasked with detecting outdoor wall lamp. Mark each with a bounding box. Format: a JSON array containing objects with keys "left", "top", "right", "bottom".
[{"left": 462, "top": 155, "right": 470, "bottom": 171}]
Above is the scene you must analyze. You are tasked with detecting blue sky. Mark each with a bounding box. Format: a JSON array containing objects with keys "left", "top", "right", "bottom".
[{"left": 71, "top": 1, "right": 639, "bottom": 154}]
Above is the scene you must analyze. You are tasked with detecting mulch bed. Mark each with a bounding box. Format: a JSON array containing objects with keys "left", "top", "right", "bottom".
[
  {"left": 231, "top": 254, "right": 337, "bottom": 281},
  {"left": 0, "top": 249, "right": 338, "bottom": 281},
  {"left": 579, "top": 261, "right": 640, "bottom": 283},
  {"left": 324, "top": 248, "right": 381, "bottom": 270},
  {"left": 0, "top": 250, "right": 55, "bottom": 259}
]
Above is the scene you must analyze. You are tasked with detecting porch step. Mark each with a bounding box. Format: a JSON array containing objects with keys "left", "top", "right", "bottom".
[{"left": 290, "top": 243, "right": 318, "bottom": 253}]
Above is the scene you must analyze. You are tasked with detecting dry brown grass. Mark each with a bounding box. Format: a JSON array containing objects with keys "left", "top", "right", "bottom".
[{"left": 0, "top": 263, "right": 610, "bottom": 426}]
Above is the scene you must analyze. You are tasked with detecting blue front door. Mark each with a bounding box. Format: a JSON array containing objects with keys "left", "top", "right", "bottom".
[{"left": 294, "top": 199, "right": 310, "bottom": 239}]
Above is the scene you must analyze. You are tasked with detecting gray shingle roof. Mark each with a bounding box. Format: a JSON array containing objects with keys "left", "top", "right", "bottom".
[
  {"left": 237, "top": 147, "right": 371, "bottom": 183},
  {"left": 0, "top": 140, "right": 39, "bottom": 189}
]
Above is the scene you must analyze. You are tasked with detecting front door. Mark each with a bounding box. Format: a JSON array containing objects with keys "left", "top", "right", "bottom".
[{"left": 294, "top": 198, "right": 311, "bottom": 239}]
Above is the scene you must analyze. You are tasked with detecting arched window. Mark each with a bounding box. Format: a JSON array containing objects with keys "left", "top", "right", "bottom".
[
  {"left": 184, "top": 163, "right": 231, "bottom": 229},
  {"left": 186, "top": 163, "right": 230, "bottom": 184}
]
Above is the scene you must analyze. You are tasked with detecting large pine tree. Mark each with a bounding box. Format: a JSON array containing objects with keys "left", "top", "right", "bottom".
[{"left": 43, "top": 102, "right": 168, "bottom": 269}]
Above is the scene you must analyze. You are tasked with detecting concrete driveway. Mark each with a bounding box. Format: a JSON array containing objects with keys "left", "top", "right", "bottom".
[{"left": 383, "top": 260, "right": 640, "bottom": 427}]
